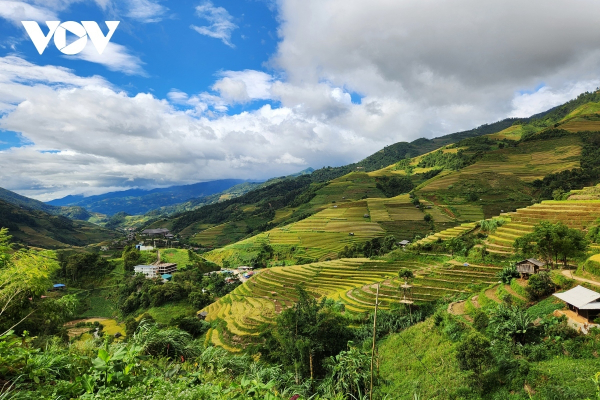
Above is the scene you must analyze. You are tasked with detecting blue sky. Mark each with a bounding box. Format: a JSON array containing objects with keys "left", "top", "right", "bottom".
[
  {"left": 0, "top": 0, "right": 279, "bottom": 115},
  {"left": 1, "top": 0, "right": 600, "bottom": 200}
]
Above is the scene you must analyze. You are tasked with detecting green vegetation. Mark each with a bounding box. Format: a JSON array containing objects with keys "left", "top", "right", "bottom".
[{"left": 514, "top": 221, "right": 589, "bottom": 267}]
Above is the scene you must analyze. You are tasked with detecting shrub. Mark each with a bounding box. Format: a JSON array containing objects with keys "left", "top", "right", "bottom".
[
  {"left": 525, "top": 272, "right": 555, "bottom": 301},
  {"left": 473, "top": 311, "right": 489, "bottom": 332},
  {"left": 456, "top": 332, "right": 492, "bottom": 374},
  {"left": 497, "top": 265, "right": 519, "bottom": 284}
]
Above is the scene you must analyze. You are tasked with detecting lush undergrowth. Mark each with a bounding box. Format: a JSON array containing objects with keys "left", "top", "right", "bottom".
[{"left": 379, "top": 305, "right": 600, "bottom": 399}]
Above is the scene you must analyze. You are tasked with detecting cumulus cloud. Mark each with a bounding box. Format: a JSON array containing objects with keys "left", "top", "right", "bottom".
[
  {"left": 191, "top": 1, "right": 238, "bottom": 47},
  {"left": 274, "top": 0, "right": 600, "bottom": 136},
  {"left": 211, "top": 70, "right": 274, "bottom": 104},
  {"left": 0, "top": 56, "right": 374, "bottom": 199},
  {"left": 5, "top": 1, "right": 600, "bottom": 199}
]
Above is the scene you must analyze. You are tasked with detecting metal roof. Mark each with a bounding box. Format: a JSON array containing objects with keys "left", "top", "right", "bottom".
[
  {"left": 517, "top": 258, "right": 546, "bottom": 267},
  {"left": 553, "top": 285, "right": 600, "bottom": 308},
  {"left": 399, "top": 240, "right": 410, "bottom": 245},
  {"left": 580, "top": 301, "right": 600, "bottom": 310},
  {"left": 53, "top": 284, "right": 65, "bottom": 288}
]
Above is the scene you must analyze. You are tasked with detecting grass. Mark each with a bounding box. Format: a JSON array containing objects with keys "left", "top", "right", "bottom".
[
  {"left": 159, "top": 248, "right": 189, "bottom": 267},
  {"left": 378, "top": 318, "right": 472, "bottom": 399},
  {"left": 143, "top": 301, "right": 197, "bottom": 325},
  {"left": 525, "top": 296, "right": 565, "bottom": 319},
  {"left": 79, "top": 289, "right": 118, "bottom": 318}
]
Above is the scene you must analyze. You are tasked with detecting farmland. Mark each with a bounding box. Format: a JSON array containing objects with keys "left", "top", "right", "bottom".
[
  {"left": 485, "top": 200, "right": 600, "bottom": 254},
  {"left": 201, "top": 253, "right": 505, "bottom": 349}
]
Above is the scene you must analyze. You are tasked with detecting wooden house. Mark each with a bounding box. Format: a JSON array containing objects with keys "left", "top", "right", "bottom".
[
  {"left": 515, "top": 258, "right": 546, "bottom": 277},
  {"left": 553, "top": 285, "right": 600, "bottom": 321}
]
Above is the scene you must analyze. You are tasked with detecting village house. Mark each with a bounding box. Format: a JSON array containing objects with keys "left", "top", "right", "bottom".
[
  {"left": 133, "top": 250, "right": 177, "bottom": 279},
  {"left": 398, "top": 240, "right": 410, "bottom": 247},
  {"left": 515, "top": 258, "right": 547, "bottom": 277},
  {"left": 553, "top": 285, "right": 600, "bottom": 333},
  {"left": 141, "top": 228, "right": 170, "bottom": 237}
]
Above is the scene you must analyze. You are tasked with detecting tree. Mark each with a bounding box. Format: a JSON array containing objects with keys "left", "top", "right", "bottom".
[
  {"left": 514, "top": 221, "right": 589, "bottom": 267},
  {"left": 456, "top": 332, "right": 492, "bottom": 375},
  {"left": 260, "top": 285, "right": 352, "bottom": 381},
  {"left": 398, "top": 269, "right": 414, "bottom": 283},
  {"left": 0, "top": 228, "right": 61, "bottom": 335},
  {"left": 122, "top": 245, "right": 142, "bottom": 273},
  {"left": 525, "top": 271, "right": 555, "bottom": 301}
]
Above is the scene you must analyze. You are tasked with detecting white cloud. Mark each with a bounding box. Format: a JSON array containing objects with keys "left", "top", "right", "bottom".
[
  {"left": 273, "top": 0, "right": 600, "bottom": 137},
  {"left": 275, "top": 153, "right": 305, "bottom": 165},
  {"left": 71, "top": 42, "right": 147, "bottom": 76},
  {"left": 0, "top": 56, "right": 376, "bottom": 199},
  {"left": 126, "top": 0, "right": 167, "bottom": 23},
  {"left": 191, "top": 1, "right": 237, "bottom": 47},
  {"left": 0, "top": 1, "right": 58, "bottom": 24}
]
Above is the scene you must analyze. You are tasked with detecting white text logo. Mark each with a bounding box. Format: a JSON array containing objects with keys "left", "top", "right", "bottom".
[{"left": 21, "top": 21, "right": 120, "bottom": 55}]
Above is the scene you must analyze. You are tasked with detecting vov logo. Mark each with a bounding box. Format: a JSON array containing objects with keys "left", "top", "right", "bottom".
[{"left": 21, "top": 21, "right": 120, "bottom": 55}]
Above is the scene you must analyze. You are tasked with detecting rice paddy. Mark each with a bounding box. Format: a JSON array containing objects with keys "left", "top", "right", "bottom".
[{"left": 201, "top": 255, "right": 503, "bottom": 349}]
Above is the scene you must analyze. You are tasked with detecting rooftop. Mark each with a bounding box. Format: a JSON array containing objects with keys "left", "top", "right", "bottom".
[{"left": 553, "top": 285, "right": 600, "bottom": 309}]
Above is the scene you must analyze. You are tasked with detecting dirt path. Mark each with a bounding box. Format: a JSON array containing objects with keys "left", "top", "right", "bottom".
[
  {"left": 504, "top": 284, "right": 527, "bottom": 302},
  {"left": 562, "top": 270, "right": 600, "bottom": 287},
  {"left": 471, "top": 296, "right": 481, "bottom": 309},
  {"left": 484, "top": 287, "right": 501, "bottom": 303}
]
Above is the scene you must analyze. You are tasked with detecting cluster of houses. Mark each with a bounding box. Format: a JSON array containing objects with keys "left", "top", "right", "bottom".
[{"left": 138, "top": 228, "right": 179, "bottom": 248}]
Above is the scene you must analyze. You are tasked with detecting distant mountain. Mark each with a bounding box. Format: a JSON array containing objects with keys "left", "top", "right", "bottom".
[
  {"left": 0, "top": 198, "right": 117, "bottom": 248},
  {"left": 46, "top": 179, "right": 250, "bottom": 216}
]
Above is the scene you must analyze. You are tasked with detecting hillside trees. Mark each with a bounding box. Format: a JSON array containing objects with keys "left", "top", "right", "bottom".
[
  {"left": 0, "top": 228, "right": 77, "bottom": 336},
  {"left": 513, "top": 221, "right": 588, "bottom": 267},
  {"left": 122, "top": 245, "right": 142, "bottom": 273},
  {"left": 375, "top": 175, "right": 414, "bottom": 197},
  {"left": 258, "top": 285, "right": 353, "bottom": 381},
  {"left": 57, "top": 252, "right": 113, "bottom": 283}
]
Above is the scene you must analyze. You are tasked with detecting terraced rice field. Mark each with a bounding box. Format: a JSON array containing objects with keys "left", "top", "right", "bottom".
[
  {"left": 414, "top": 222, "right": 478, "bottom": 246},
  {"left": 201, "top": 257, "right": 503, "bottom": 349},
  {"left": 486, "top": 200, "right": 600, "bottom": 254},
  {"left": 205, "top": 193, "right": 458, "bottom": 265}
]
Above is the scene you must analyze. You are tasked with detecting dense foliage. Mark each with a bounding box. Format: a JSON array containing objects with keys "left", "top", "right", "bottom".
[{"left": 513, "top": 221, "right": 588, "bottom": 267}]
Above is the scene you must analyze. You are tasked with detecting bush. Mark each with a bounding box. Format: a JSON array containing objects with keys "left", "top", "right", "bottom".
[
  {"left": 497, "top": 265, "right": 519, "bottom": 284},
  {"left": 525, "top": 272, "right": 555, "bottom": 301},
  {"left": 456, "top": 332, "right": 492, "bottom": 374},
  {"left": 473, "top": 311, "right": 489, "bottom": 332},
  {"left": 174, "top": 317, "right": 210, "bottom": 338}
]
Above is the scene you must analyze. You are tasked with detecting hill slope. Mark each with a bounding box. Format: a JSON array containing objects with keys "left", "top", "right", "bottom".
[{"left": 0, "top": 199, "right": 118, "bottom": 248}]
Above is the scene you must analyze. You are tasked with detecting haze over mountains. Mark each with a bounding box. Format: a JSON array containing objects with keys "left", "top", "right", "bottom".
[{"left": 46, "top": 179, "right": 251, "bottom": 216}]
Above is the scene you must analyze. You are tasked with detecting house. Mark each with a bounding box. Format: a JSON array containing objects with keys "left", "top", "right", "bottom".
[
  {"left": 238, "top": 266, "right": 251, "bottom": 271},
  {"left": 197, "top": 311, "right": 208, "bottom": 320},
  {"left": 161, "top": 273, "right": 172, "bottom": 282},
  {"left": 398, "top": 240, "right": 410, "bottom": 247},
  {"left": 553, "top": 285, "right": 600, "bottom": 322},
  {"left": 51, "top": 283, "right": 66, "bottom": 291},
  {"left": 515, "top": 259, "right": 547, "bottom": 277},
  {"left": 141, "top": 228, "right": 170, "bottom": 237},
  {"left": 134, "top": 265, "right": 158, "bottom": 279}
]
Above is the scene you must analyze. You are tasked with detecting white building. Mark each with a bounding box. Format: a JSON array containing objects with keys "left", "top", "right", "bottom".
[{"left": 134, "top": 265, "right": 159, "bottom": 279}]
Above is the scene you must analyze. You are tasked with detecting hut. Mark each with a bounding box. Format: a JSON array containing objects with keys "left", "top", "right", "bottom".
[
  {"left": 398, "top": 240, "right": 410, "bottom": 247},
  {"left": 515, "top": 259, "right": 546, "bottom": 277},
  {"left": 553, "top": 285, "right": 600, "bottom": 321},
  {"left": 197, "top": 311, "right": 208, "bottom": 320}
]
